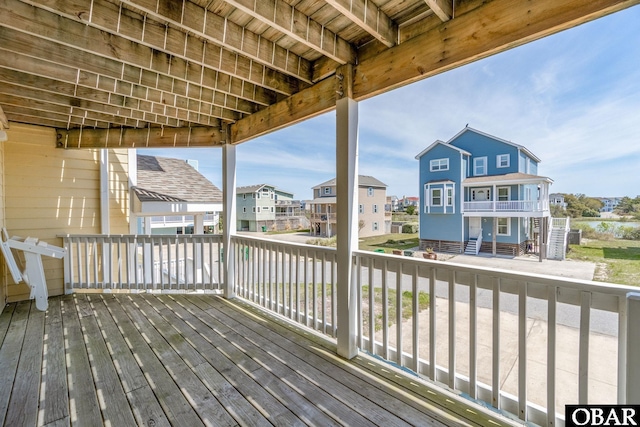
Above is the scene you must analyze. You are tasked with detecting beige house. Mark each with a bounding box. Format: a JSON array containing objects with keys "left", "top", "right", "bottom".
[{"left": 309, "top": 175, "right": 389, "bottom": 238}]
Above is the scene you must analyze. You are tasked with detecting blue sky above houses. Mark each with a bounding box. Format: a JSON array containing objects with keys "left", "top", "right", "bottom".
[{"left": 140, "top": 5, "right": 640, "bottom": 201}]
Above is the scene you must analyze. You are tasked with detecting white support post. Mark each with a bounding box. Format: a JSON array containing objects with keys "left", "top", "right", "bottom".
[
  {"left": 194, "top": 214, "right": 204, "bottom": 282},
  {"left": 625, "top": 292, "right": 640, "bottom": 403},
  {"left": 222, "top": 143, "right": 237, "bottom": 299},
  {"left": 336, "top": 65, "right": 359, "bottom": 359},
  {"left": 100, "top": 149, "right": 110, "bottom": 234}
]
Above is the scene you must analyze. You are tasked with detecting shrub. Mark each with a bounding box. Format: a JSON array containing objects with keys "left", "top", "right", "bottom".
[{"left": 402, "top": 222, "right": 418, "bottom": 233}]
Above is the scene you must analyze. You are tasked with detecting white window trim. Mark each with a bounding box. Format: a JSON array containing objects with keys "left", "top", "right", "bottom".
[
  {"left": 372, "top": 222, "right": 379, "bottom": 231},
  {"left": 446, "top": 187, "right": 453, "bottom": 207},
  {"left": 430, "top": 158, "right": 449, "bottom": 172},
  {"left": 252, "top": 207, "right": 256, "bottom": 213},
  {"left": 242, "top": 207, "right": 246, "bottom": 213},
  {"left": 373, "top": 204, "right": 378, "bottom": 213},
  {"left": 359, "top": 204, "right": 364, "bottom": 214},
  {"left": 497, "top": 217, "right": 511, "bottom": 236},
  {"left": 431, "top": 188, "right": 442, "bottom": 207},
  {"left": 497, "top": 186, "right": 510, "bottom": 201},
  {"left": 497, "top": 154, "right": 510, "bottom": 168},
  {"left": 367, "top": 187, "right": 374, "bottom": 197},
  {"left": 473, "top": 157, "right": 488, "bottom": 176},
  {"left": 324, "top": 187, "right": 331, "bottom": 195}
]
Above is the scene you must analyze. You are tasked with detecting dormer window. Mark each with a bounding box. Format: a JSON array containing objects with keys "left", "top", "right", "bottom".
[
  {"left": 497, "top": 154, "right": 510, "bottom": 168},
  {"left": 430, "top": 158, "right": 449, "bottom": 171}
]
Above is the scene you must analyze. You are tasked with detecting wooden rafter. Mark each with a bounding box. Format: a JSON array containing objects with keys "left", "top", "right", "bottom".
[
  {"left": 56, "top": 126, "right": 226, "bottom": 148},
  {"left": 223, "top": 0, "right": 357, "bottom": 65},
  {"left": 324, "top": 0, "right": 397, "bottom": 47},
  {"left": 424, "top": 0, "right": 453, "bottom": 22}
]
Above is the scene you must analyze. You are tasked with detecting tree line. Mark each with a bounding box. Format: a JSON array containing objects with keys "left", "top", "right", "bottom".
[{"left": 551, "top": 194, "right": 640, "bottom": 219}]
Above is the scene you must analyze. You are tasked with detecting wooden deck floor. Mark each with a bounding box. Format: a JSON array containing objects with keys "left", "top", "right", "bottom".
[{"left": 0, "top": 293, "right": 518, "bottom": 427}]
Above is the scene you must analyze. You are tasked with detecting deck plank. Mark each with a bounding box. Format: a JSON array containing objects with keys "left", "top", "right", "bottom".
[
  {"left": 117, "top": 295, "right": 237, "bottom": 426},
  {"left": 191, "top": 295, "right": 451, "bottom": 427},
  {"left": 0, "top": 301, "right": 31, "bottom": 426},
  {"left": 146, "top": 294, "right": 310, "bottom": 426},
  {"left": 168, "top": 294, "right": 386, "bottom": 426},
  {"left": 102, "top": 295, "right": 205, "bottom": 427},
  {"left": 88, "top": 294, "right": 170, "bottom": 427},
  {"left": 5, "top": 301, "right": 45, "bottom": 427},
  {"left": 0, "top": 303, "right": 16, "bottom": 348},
  {"left": 74, "top": 295, "right": 137, "bottom": 426},
  {"left": 38, "top": 298, "right": 70, "bottom": 427},
  {"left": 60, "top": 295, "right": 103, "bottom": 426}
]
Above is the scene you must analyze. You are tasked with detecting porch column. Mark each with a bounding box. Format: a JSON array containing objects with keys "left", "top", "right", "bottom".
[
  {"left": 222, "top": 143, "right": 237, "bottom": 298},
  {"left": 335, "top": 64, "right": 359, "bottom": 359}
]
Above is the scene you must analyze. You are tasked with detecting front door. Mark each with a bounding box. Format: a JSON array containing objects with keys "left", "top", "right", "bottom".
[{"left": 469, "top": 217, "right": 482, "bottom": 238}]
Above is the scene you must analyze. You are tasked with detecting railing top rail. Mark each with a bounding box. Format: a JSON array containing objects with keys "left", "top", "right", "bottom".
[
  {"left": 353, "top": 249, "right": 636, "bottom": 298},
  {"left": 232, "top": 234, "right": 337, "bottom": 255},
  {"left": 60, "top": 234, "right": 223, "bottom": 239}
]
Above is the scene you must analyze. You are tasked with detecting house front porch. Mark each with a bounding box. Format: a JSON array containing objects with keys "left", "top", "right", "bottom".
[{"left": 0, "top": 293, "right": 516, "bottom": 427}]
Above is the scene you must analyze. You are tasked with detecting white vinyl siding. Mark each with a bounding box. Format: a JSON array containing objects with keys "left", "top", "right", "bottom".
[{"left": 430, "top": 158, "right": 449, "bottom": 171}]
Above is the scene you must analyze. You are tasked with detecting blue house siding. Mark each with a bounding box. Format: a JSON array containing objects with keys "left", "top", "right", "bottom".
[
  {"left": 418, "top": 143, "right": 464, "bottom": 243},
  {"left": 448, "top": 131, "right": 520, "bottom": 177}
]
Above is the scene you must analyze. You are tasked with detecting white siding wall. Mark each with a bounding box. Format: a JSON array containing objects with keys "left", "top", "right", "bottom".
[
  {"left": 0, "top": 139, "right": 5, "bottom": 310},
  {"left": 3, "top": 123, "right": 130, "bottom": 301}
]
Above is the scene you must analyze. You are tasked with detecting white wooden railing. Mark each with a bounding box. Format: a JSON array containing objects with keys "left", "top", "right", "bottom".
[
  {"left": 464, "top": 200, "right": 549, "bottom": 212},
  {"left": 231, "top": 235, "right": 338, "bottom": 337},
  {"left": 62, "top": 234, "right": 224, "bottom": 292},
  {"left": 62, "top": 233, "right": 640, "bottom": 426}
]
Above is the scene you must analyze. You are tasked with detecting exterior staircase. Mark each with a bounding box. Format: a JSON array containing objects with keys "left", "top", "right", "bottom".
[
  {"left": 547, "top": 217, "right": 570, "bottom": 260},
  {"left": 464, "top": 239, "right": 479, "bottom": 255}
]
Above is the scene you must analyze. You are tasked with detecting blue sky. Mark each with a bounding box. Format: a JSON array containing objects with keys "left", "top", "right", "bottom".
[{"left": 140, "top": 5, "right": 640, "bottom": 201}]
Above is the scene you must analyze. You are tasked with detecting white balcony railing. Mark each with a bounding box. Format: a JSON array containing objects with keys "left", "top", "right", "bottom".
[
  {"left": 62, "top": 234, "right": 639, "bottom": 426},
  {"left": 463, "top": 200, "right": 549, "bottom": 212}
]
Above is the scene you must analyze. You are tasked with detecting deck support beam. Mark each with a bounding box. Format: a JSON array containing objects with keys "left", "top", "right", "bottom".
[
  {"left": 223, "top": 142, "right": 237, "bottom": 299},
  {"left": 336, "top": 65, "right": 359, "bottom": 359}
]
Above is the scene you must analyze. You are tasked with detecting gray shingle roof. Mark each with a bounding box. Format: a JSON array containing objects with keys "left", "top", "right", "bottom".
[
  {"left": 134, "top": 155, "right": 222, "bottom": 203},
  {"left": 312, "top": 175, "right": 387, "bottom": 189}
]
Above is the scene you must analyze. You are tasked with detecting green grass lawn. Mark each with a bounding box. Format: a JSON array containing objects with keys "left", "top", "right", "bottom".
[
  {"left": 567, "top": 239, "right": 640, "bottom": 286},
  {"left": 359, "top": 233, "right": 419, "bottom": 252}
]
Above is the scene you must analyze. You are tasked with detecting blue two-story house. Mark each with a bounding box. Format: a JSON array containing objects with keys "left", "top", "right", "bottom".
[{"left": 415, "top": 127, "right": 554, "bottom": 256}]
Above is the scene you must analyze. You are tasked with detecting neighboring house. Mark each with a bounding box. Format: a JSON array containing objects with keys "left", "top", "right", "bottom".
[
  {"left": 596, "top": 196, "right": 623, "bottom": 213},
  {"left": 309, "top": 175, "right": 389, "bottom": 238},
  {"left": 236, "top": 184, "right": 296, "bottom": 231},
  {"left": 388, "top": 195, "right": 399, "bottom": 212},
  {"left": 549, "top": 193, "right": 567, "bottom": 209},
  {"left": 132, "top": 155, "right": 222, "bottom": 234},
  {"left": 416, "top": 127, "right": 555, "bottom": 256},
  {"left": 399, "top": 196, "right": 419, "bottom": 210}
]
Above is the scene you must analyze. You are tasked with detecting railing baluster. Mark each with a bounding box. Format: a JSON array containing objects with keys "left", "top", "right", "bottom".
[
  {"left": 288, "top": 246, "right": 293, "bottom": 318},
  {"left": 548, "top": 286, "right": 557, "bottom": 426},
  {"left": 159, "top": 237, "right": 165, "bottom": 290},
  {"left": 368, "top": 256, "right": 375, "bottom": 354},
  {"left": 396, "top": 261, "right": 403, "bottom": 366},
  {"left": 312, "top": 250, "right": 317, "bottom": 330},
  {"left": 322, "top": 251, "right": 326, "bottom": 333},
  {"left": 411, "top": 263, "right": 419, "bottom": 373},
  {"left": 448, "top": 270, "right": 456, "bottom": 389},
  {"left": 117, "top": 236, "right": 122, "bottom": 288},
  {"left": 519, "top": 281, "right": 528, "bottom": 420},
  {"left": 382, "top": 259, "right": 388, "bottom": 360},
  {"left": 356, "top": 255, "right": 362, "bottom": 348},
  {"left": 493, "top": 277, "right": 501, "bottom": 409},
  {"left": 332, "top": 254, "right": 337, "bottom": 337},
  {"left": 295, "top": 248, "right": 300, "bottom": 323},
  {"left": 429, "top": 266, "right": 436, "bottom": 381},
  {"left": 83, "top": 237, "right": 89, "bottom": 288},
  {"left": 579, "top": 291, "right": 591, "bottom": 404},
  {"left": 470, "top": 273, "right": 478, "bottom": 399},
  {"left": 92, "top": 240, "right": 98, "bottom": 288}
]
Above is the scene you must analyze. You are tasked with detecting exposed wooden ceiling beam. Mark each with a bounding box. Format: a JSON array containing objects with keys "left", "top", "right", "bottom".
[
  {"left": 323, "top": 0, "right": 397, "bottom": 47},
  {"left": 230, "top": 0, "right": 639, "bottom": 145},
  {"left": 114, "top": 0, "right": 314, "bottom": 84},
  {"left": 56, "top": 126, "right": 226, "bottom": 148},
  {"left": 424, "top": 0, "right": 452, "bottom": 22},
  {"left": 355, "top": 0, "right": 640, "bottom": 99},
  {"left": 222, "top": 0, "right": 357, "bottom": 65},
  {"left": 7, "top": 0, "right": 298, "bottom": 99}
]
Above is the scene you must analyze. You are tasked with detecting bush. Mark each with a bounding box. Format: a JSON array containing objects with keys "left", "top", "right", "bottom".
[
  {"left": 402, "top": 222, "right": 418, "bottom": 233},
  {"left": 619, "top": 226, "right": 640, "bottom": 240}
]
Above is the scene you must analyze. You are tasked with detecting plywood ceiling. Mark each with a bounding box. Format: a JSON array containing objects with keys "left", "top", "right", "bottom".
[{"left": 0, "top": 0, "right": 636, "bottom": 148}]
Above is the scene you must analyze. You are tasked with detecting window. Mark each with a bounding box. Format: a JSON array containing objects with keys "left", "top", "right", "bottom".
[
  {"left": 242, "top": 194, "right": 246, "bottom": 200},
  {"left": 270, "top": 207, "right": 274, "bottom": 213},
  {"left": 373, "top": 204, "right": 378, "bottom": 213},
  {"left": 497, "top": 217, "right": 510, "bottom": 235},
  {"left": 252, "top": 207, "right": 255, "bottom": 213},
  {"left": 324, "top": 187, "right": 331, "bottom": 195},
  {"left": 256, "top": 207, "right": 261, "bottom": 213},
  {"left": 430, "top": 158, "right": 449, "bottom": 171},
  {"left": 431, "top": 188, "right": 442, "bottom": 206},
  {"left": 497, "top": 154, "right": 510, "bottom": 168},
  {"left": 367, "top": 187, "right": 374, "bottom": 197},
  {"left": 242, "top": 207, "right": 246, "bottom": 213},
  {"left": 252, "top": 193, "right": 256, "bottom": 199},
  {"left": 372, "top": 222, "right": 379, "bottom": 231},
  {"left": 359, "top": 204, "right": 364, "bottom": 214},
  {"left": 446, "top": 188, "right": 453, "bottom": 206},
  {"left": 473, "top": 157, "right": 487, "bottom": 176},
  {"left": 498, "top": 187, "right": 510, "bottom": 201}
]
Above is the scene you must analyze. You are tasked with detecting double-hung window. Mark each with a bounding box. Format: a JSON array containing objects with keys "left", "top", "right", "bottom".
[
  {"left": 498, "top": 187, "right": 510, "bottom": 201},
  {"left": 430, "top": 158, "right": 449, "bottom": 171},
  {"left": 431, "top": 188, "right": 442, "bottom": 206},
  {"left": 473, "top": 157, "right": 487, "bottom": 176},
  {"left": 497, "top": 218, "right": 510, "bottom": 235},
  {"left": 446, "top": 188, "right": 453, "bottom": 206},
  {"left": 367, "top": 187, "right": 374, "bottom": 197},
  {"left": 359, "top": 204, "right": 364, "bottom": 214},
  {"left": 497, "top": 154, "right": 510, "bottom": 168},
  {"left": 373, "top": 204, "right": 378, "bottom": 213}
]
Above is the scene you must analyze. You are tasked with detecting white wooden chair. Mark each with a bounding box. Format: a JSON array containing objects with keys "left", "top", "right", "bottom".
[{"left": 0, "top": 228, "right": 66, "bottom": 311}]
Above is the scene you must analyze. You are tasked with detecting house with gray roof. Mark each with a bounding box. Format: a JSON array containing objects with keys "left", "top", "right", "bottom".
[
  {"left": 132, "top": 154, "right": 222, "bottom": 234},
  {"left": 236, "top": 184, "right": 297, "bottom": 231},
  {"left": 309, "top": 175, "right": 389, "bottom": 238}
]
